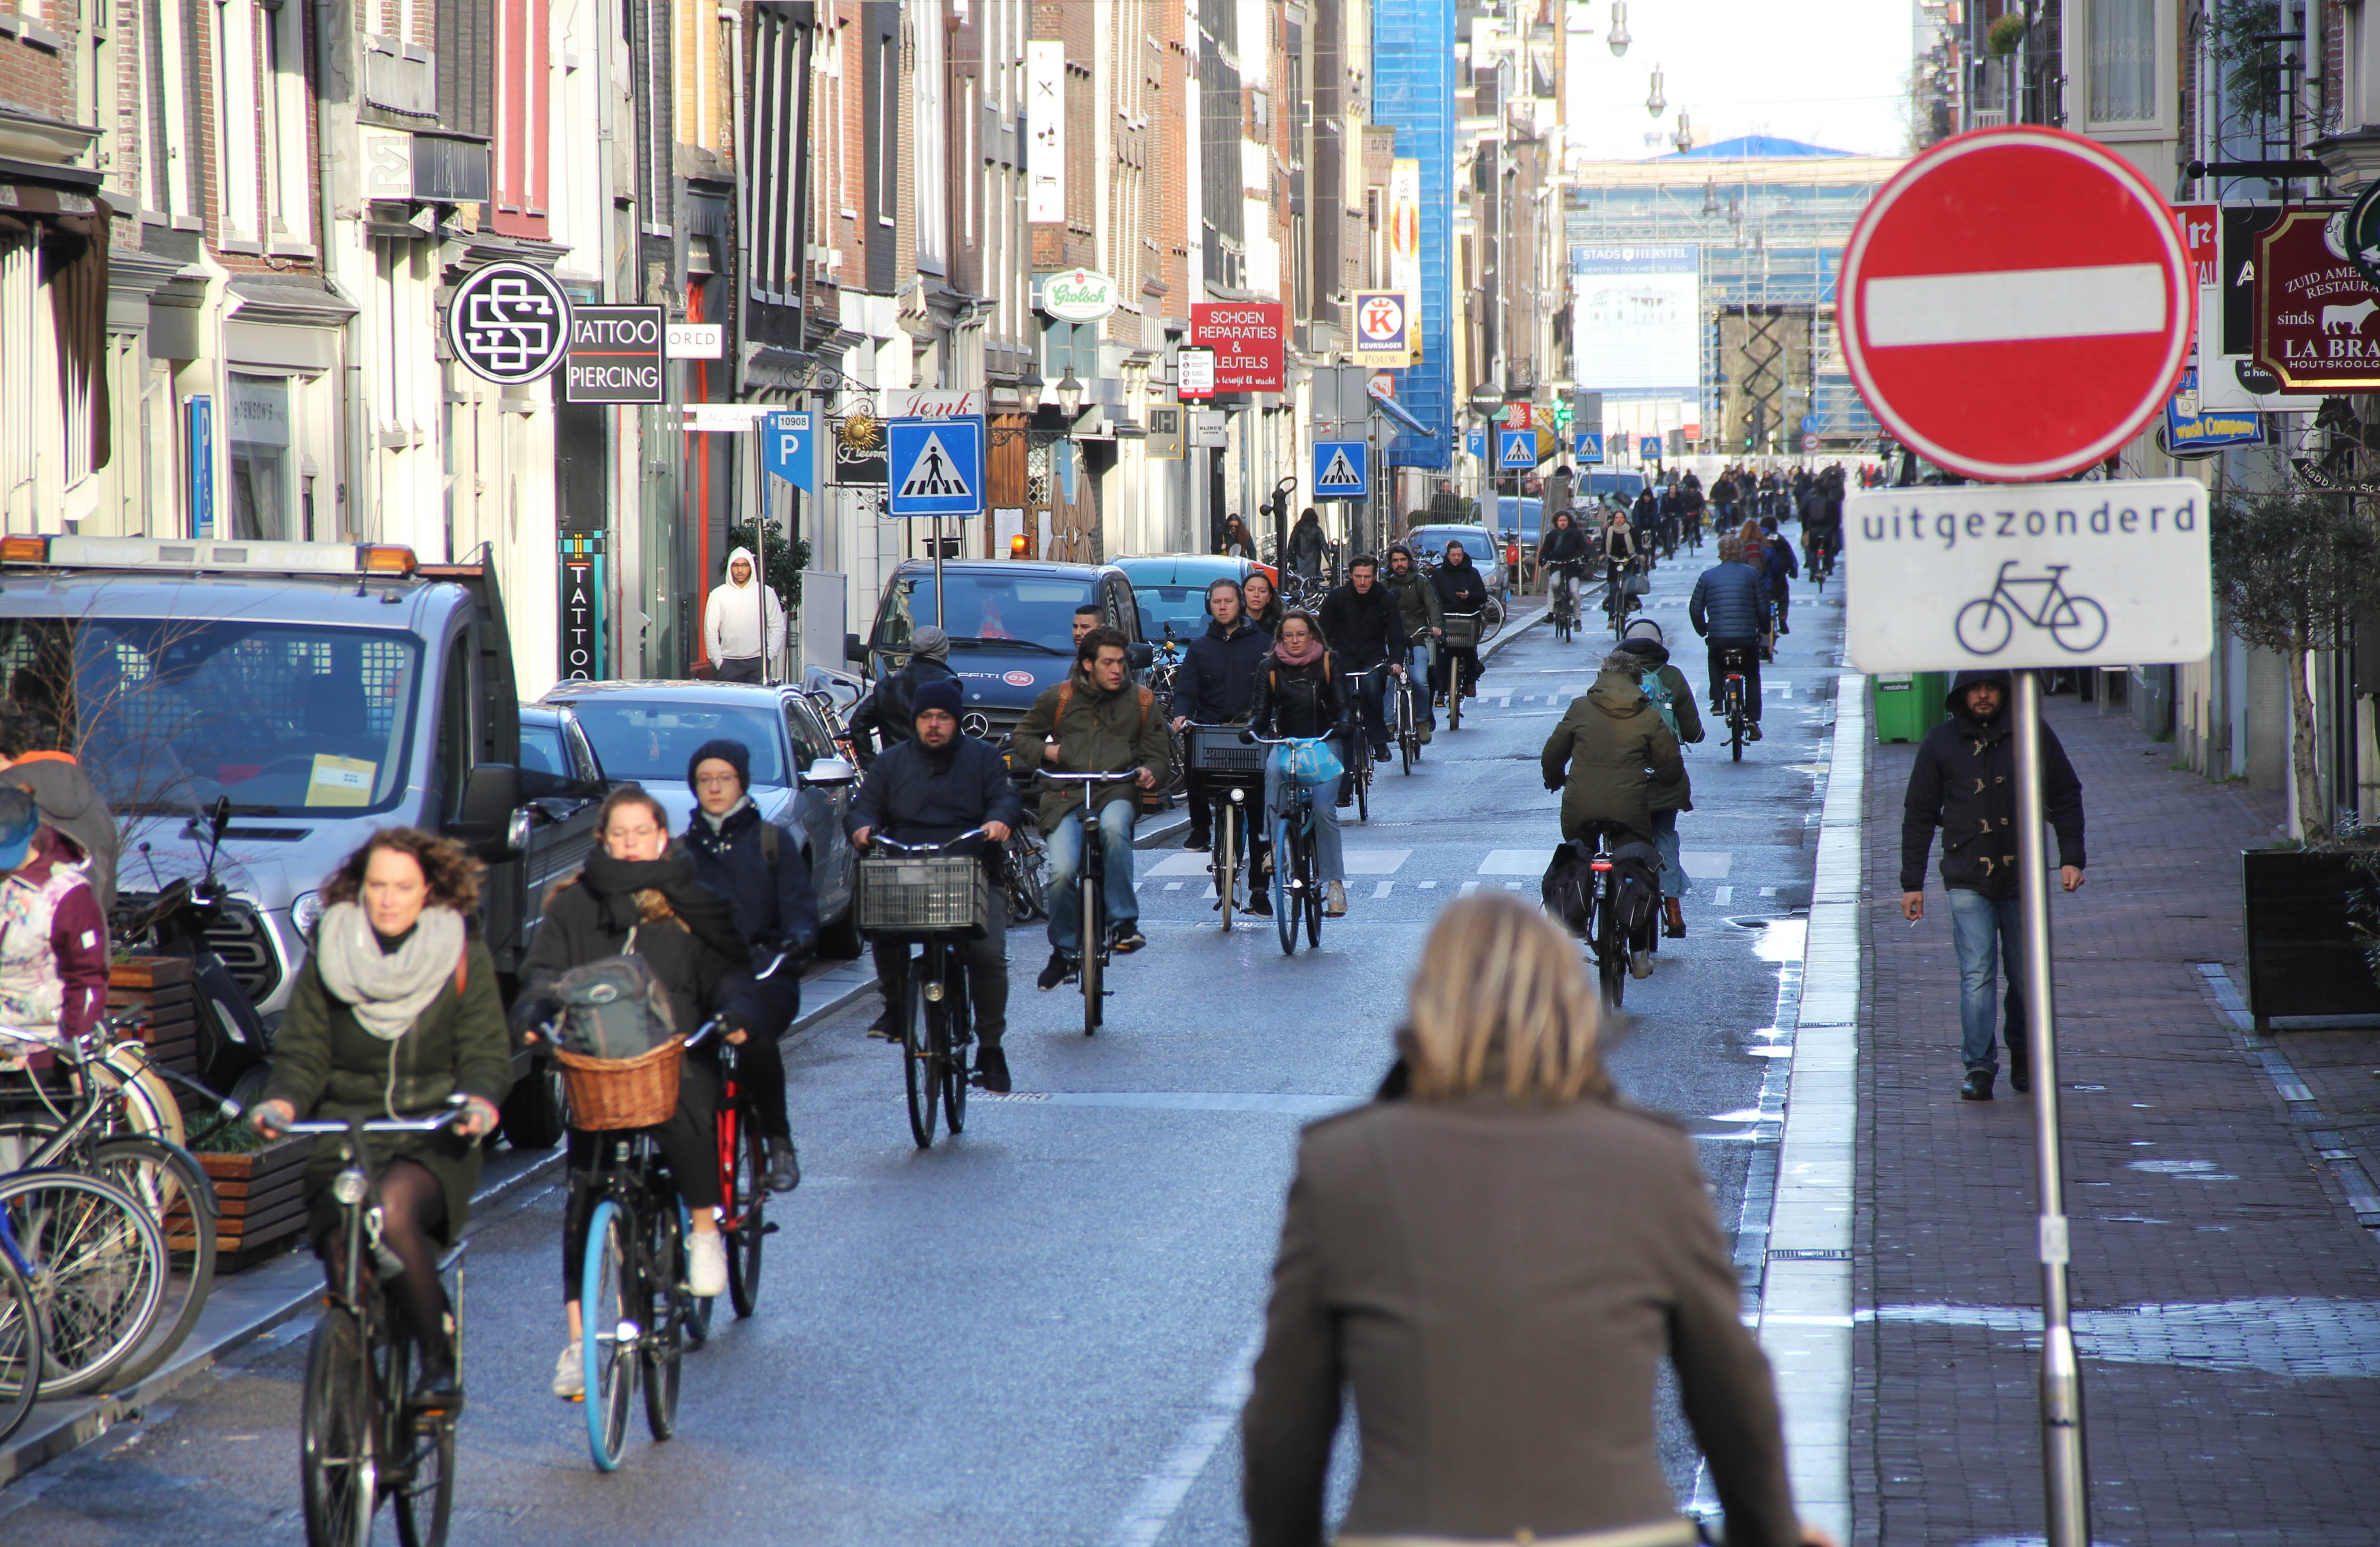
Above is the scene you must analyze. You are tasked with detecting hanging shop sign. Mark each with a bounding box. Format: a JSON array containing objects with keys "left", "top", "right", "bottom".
[
  {"left": 1039, "top": 268, "right": 1121, "bottom": 323},
  {"left": 1190, "top": 303, "right": 1285, "bottom": 392},
  {"left": 564, "top": 306, "right": 665, "bottom": 404},
  {"left": 2253, "top": 207, "right": 2380, "bottom": 392},
  {"left": 447, "top": 261, "right": 572, "bottom": 386}
]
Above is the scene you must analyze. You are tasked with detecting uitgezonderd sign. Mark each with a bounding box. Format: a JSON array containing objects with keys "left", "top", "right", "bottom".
[{"left": 1040, "top": 268, "right": 1120, "bottom": 323}]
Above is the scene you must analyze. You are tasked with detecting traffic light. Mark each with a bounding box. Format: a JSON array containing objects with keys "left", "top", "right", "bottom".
[{"left": 1552, "top": 401, "right": 1573, "bottom": 429}]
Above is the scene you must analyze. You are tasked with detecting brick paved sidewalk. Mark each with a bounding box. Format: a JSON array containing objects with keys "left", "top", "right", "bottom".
[{"left": 1851, "top": 692, "right": 2380, "bottom": 1547}]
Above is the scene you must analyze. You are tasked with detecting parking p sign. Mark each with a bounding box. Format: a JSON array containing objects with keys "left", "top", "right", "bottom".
[{"left": 762, "top": 412, "right": 813, "bottom": 492}]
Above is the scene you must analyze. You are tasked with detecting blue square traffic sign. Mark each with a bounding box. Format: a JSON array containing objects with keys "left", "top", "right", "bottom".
[
  {"left": 886, "top": 417, "right": 985, "bottom": 519},
  {"left": 1312, "top": 440, "right": 1368, "bottom": 499},
  {"left": 1499, "top": 429, "right": 1539, "bottom": 470},
  {"left": 1575, "top": 430, "right": 1605, "bottom": 464},
  {"left": 762, "top": 411, "right": 813, "bottom": 491}
]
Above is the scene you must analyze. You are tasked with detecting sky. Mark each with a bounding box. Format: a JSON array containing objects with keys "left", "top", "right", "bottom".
[{"left": 1558, "top": 0, "right": 1918, "bottom": 162}]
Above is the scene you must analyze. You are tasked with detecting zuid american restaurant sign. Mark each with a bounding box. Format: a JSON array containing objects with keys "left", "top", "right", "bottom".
[{"left": 2253, "top": 207, "right": 2380, "bottom": 391}]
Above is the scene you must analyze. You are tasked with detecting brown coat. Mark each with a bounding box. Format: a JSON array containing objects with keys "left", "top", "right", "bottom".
[{"left": 1241, "top": 1093, "right": 1801, "bottom": 1547}]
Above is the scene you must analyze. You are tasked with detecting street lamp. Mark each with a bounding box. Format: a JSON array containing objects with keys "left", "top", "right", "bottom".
[
  {"left": 1055, "top": 367, "right": 1085, "bottom": 416},
  {"left": 1646, "top": 64, "right": 1666, "bottom": 118},
  {"left": 1607, "top": 1, "right": 1630, "bottom": 56},
  {"left": 1674, "top": 110, "right": 1694, "bottom": 152}
]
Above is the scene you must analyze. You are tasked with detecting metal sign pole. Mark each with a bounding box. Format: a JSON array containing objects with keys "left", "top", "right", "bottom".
[
  {"left": 2013, "top": 668, "right": 2090, "bottom": 1547},
  {"left": 932, "top": 510, "right": 946, "bottom": 630}
]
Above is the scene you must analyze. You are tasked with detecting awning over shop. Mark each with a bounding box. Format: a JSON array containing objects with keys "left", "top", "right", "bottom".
[{"left": 1370, "top": 391, "right": 1434, "bottom": 439}]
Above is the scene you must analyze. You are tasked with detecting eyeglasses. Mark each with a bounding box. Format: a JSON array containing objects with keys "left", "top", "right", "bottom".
[{"left": 695, "top": 773, "right": 740, "bottom": 789}]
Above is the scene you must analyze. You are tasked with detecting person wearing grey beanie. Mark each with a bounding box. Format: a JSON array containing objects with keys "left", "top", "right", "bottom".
[{"left": 849, "top": 627, "right": 961, "bottom": 767}]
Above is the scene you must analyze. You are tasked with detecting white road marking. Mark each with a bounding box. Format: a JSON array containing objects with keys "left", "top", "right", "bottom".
[
  {"left": 1714, "top": 885, "right": 1734, "bottom": 905},
  {"left": 1372, "top": 881, "right": 1393, "bottom": 899},
  {"left": 1341, "top": 849, "right": 1411, "bottom": 874},
  {"left": 1503, "top": 881, "right": 1523, "bottom": 892},
  {"left": 1459, "top": 881, "right": 1480, "bottom": 895},
  {"left": 1478, "top": 848, "right": 1547, "bottom": 875},
  {"left": 1418, "top": 880, "right": 1438, "bottom": 890},
  {"left": 1164, "top": 882, "right": 1183, "bottom": 892},
  {"left": 1861, "top": 262, "right": 2167, "bottom": 347},
  {"left": 1147, "top": 853, "right": 1214, "bottom": 877},
  {"left": 1682, "top": 851, "right": 1734, "bottom": 878},
  {"left": 1103, "top": 1335, "right": 1262, "bottom": 1547}
]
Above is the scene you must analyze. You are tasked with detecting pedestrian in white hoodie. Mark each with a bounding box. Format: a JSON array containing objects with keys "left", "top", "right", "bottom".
[{"left": 704, "top": 546, "right": 786, "bottom": 683}]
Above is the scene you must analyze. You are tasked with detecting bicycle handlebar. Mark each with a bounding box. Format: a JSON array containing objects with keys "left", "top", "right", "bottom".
[
  {"left": 282, "top": 1095, "right": 472, "bottom": 1137},
  {"left": 868, "top": 827, "right": 991, "bottom": 855},
  {"left": 1039, "top": 771, "right": 1142, "bottom": 784}
]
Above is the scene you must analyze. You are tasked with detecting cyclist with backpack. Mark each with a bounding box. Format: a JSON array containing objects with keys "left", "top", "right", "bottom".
[
  {"left": 516, "top": 785, "right": 758, "bottom": 1400},
  {"left": 1012, "top": 626, "right": 1172, "bottom": 989},
  {"left": 1248, "top": 610, "right": 1352, "bottom": 918},
  {"left": 679, "top": 739, "right": 816, "bottom": 1193},
  {"left": 1615, "top": 619, "right": 1705, "bottom": 938},
  {"left": 1539, "top": 654, "right": 1685, "bottom": 979}
]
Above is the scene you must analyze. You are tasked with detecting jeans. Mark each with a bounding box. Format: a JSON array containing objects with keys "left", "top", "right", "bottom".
[
  {"left": 1706, "top": 640, "right": 1761, "bottom": 724},
  {"left": 712, "top": 655, "right": 763, "bottom": 684},
  {"left": 1264, "top": 756, "right": 1346, "bottom": 883},
  {"left": 1651, "top": 807, "right": 1686, "bottom": 898},
  {"left": 1350, "top": 665, "right": 1390, "bottom": 753},
  {"left": 1947, "top": 888, "right": 2028, "bottom": 1075},
  {"left": 1045, "top": 798, "right": 1138, "bottom": 957},
  {"left": 872, "top": 907, "right": 1010, "bottom": 1046}
]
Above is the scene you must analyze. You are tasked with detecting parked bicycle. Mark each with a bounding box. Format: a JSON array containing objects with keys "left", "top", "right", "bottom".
[
  {"left": 857, "top": 833, "right": 992, "bottom": 1147},
  {"left": 281, "top": 1101, "right": 471, "bottom": 1547},
  {"left": 0, "top": 1209, "right": 39, "bottom": 1443},
  {"left": 1041, "top": 772, "right": 1140, "bottom": 1036},
  {"left": 1002, "top": 821, "right": 1049, "bottom": 925}
]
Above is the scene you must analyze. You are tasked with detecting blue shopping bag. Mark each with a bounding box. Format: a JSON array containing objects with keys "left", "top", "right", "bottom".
[{"left": 1270, "top": 736, "right": 1345, "bottom": 789}]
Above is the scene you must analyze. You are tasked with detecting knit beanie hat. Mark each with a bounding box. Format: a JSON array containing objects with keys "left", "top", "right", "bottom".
[
  {"left": 686, "top": 737, "right": 752, "bottom": 794},
  {"left": 912, "top": 679, "right": 964, "bottom": 721}
]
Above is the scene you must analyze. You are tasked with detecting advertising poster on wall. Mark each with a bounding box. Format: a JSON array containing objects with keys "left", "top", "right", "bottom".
[{"left": 1569, "top": 244, "right": 1700, "bottom": 393}]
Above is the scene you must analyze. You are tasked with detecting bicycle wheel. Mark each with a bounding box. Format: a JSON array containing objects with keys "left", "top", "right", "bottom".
[
  {"left": 1730, "top": 699, "right": 1745, "bottom": 762},
  {"left": 1304, "top": 866, "right": 1323, "bottom": 949},
  {"left": 0, "top": 1252, "right": 42, "bottom": 1446},
  {"left": 941, "top": 970, "right": 969, "bottom": 1138},
  {"left": 1274, "top": 818, "right": 1300, "bottom": 957},
  {"left": 1214, "top": 800, "right": 1237, "bottom": 930},
  {"left": 903, "top": 955, "right": 939, "bottom": 1149},
  {"left": 1482, "top": 596, "right": 1506, "bottom": 639},
  {"left": 1596, "top": 876, "right": 1627, "bottom": 1011},
  {"left": 87, "top": 1135, "right": 217, "bottom": 1390},
  {"left": 300, "top": 1308, "right": 377, "bottom": 1547},
  {"left": 2, "top": 1168, "right": 170, "bottom": 1398},
  {"left": 388, "top": 1333, "right": 456, "bottom": 1547},
  {"left": 1080, "top": 875, "right": 1103, "bottom": 1037},
  {"left": 1006, "top": 830, "right": 1048, "bottom": 924},
  {"left": 724, "top": 1116, "right": 766, "bottom": 1320},
  {"left": 1447, "top": 662, "right": 1463, "bottom": 731},
  {"left": 580, "top": 1198, "right": 636, "bottom": 1472},
  {"left": 1355, "top": 754, "right": 1370, "bottom": 824},
  {"left": 643, "top": 1204, "right": 684, "bottom": 1442}
]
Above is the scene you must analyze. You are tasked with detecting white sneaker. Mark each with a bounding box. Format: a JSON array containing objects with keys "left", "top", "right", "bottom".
[
  {"left": 1325, "top": 881, "right": 1348, "bottom": 917},
  {"left": 553, "top": 1340, "right": 584, "bottom": 1400},
  {"left": 687, "top": 1229, "right": 728, "bottom": 1298}
]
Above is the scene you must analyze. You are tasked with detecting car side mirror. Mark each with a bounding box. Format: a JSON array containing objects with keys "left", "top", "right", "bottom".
[
  {"left": 845, "top": 632, "right": 867, "bottom": 664},
  {"left": 1127, "top": 642, "right": 1154, "bottom": 670},
  {"left": 801, "top": 756, "right": 857, "bottom": 789},
  {"left": 452, "top": 763, "right": 524, "bottom": 861}
]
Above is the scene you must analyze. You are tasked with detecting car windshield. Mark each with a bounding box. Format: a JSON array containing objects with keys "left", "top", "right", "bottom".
[
  {"left": 1410, "top": 529, "right": 1493, "bottom": 565},
  {"left": 1131, "top": 585, "right": 1218, "bottom": 640},
  {"left": 877, "top": 573, "right": 1093, "bottom": 654},
  {"left": 565, "top": 700, "right": 788, "bottom": 786},
  {"left": 0, "top": 618, "right": 421, "bottom": 815}
]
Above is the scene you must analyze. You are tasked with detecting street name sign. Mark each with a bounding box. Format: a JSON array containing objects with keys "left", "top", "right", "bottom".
[
  {"left": 1843, "top": 479, "right": 2212, "bottom": 672},
  {"left": 886, "top": 417, "right": 985, "bottom": 520},
  {"left": 1313, "top": 440, "right": 1368, "bottom": 498},
  {"left": 1839, "top": 128, "right": 2193, "bottom": 483}
]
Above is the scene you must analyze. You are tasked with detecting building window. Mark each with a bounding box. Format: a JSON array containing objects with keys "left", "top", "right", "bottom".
[
  {"left": 261, "top": 0, "right": 314, "bottom": 245},
  {"left": 879, "top": 36, "right": 896, "bottom": 227},
  {"left": 228, "top": 373, "right": 294, "bottom": 542},
  {"left": 2089, "top": 0, "right": 2157, "bottom": 123},
  {"left": 915, "top": 0, "right": 945, "bottom": 271},
  {"left": 214, "top": 0, "right": 263, "bottom": 244}
]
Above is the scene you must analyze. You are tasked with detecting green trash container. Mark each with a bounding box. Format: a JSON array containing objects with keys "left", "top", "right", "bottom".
[{"left": 1872, "top": 672, "right": 1949, "bottom": 743}]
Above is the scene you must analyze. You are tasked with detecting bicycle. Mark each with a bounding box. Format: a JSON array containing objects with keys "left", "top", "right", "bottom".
[
  {"left": 1441, "top": 611, "right": 1482, "bottom": 732},
  {"left": 1184, "top": 724, "right": 1265, "bottom": 929},
  {"left": 1392, "top": 635, "right": 1428, "bottom": 775},
  {"left": 1547, "top": 562, "right": 1586, "bottom": 644},
  {"left": 1243, "top": 731, "right": 1329, "bottom": 956},
  {"left": 555, "top": 1022, "right": 722, "bottom": 1473},
  {"left": 0, "top": 1212, "right": 39, "bottom": 1444},
  {"left": 1578, "top": 825, "right": 1634, "bottom": 1010},
  {"left": 1955, "top": 560, "right": 2109, "bottom": 656},
  {"left": 277, "top": 1103, "right": 470, "bottom": 1547},
  {"left": 0, "top": 1022, "right": 220, "bottom": 1393},
  {"left": 857, "top": 832, "right": 992, "bottom": 1147},
  {"left": 709, "top": 957, "right": 795, "bottom": 1317},
  {"left": 1040, "top": 771, "right": 1142, "bottom": 1036},
  {"left": 1340, "top": 669, "right": 1381, "bottom": 824},
  {"left": 1717, "top": 644, "right": 1754, "bottom": 761},
  {"left": 1810, "top": 532, "right": 1835, "bottom": 591},
  {"left": 1002, "top": 820, "right": 1049, "bottom": 924}
]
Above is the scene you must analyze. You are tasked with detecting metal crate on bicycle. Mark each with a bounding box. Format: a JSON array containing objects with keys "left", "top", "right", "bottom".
[{"left": 856, "top": 851, "right": 994, "bottom": 938}]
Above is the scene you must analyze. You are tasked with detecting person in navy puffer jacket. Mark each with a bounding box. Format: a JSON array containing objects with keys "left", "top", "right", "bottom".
[
  {"left": 1169, "top": 578, "right": 1272, "bottom": 851},
  {"left": 1688, "top": 536, "right": 1771, "bottom": 741}
]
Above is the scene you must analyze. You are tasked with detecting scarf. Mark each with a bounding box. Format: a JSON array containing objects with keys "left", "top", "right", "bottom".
[
  {"left": 698, "top": 795, "right": 753, "bottom": 834},
  {"left": 579, "top": 848, "right": 748, "bottom": 958},
  {"left": 1272, "top": 634, "right": 1324, "bottom": 668},
  {"left": 313, "top": 901, "right": 466, "bottom": 1042}
]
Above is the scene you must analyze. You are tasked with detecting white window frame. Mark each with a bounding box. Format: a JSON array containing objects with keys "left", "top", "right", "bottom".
[
  {"left": 915, "top": 0, "right": 946, "bottom": 272},
  {"left": 213, "top": 0, "right": 263, "bottom": 246},
  {"left": 2072, "top": 0, "right": 2177, "bottom": 141},
  {"left": 262, "top": 0, "right": 315, "bottom": 250}
]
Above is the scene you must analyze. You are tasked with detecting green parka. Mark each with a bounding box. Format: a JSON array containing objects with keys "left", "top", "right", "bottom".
[
  {"left": 1539, "top": 661, "right": 1685, "bottom": 848},
  {"left": 1012, "top": 665, "right": 1174, "bottom": 830}
]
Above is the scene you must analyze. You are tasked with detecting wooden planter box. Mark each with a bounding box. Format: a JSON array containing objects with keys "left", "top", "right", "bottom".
[
  {"left": 173, "top": 1134, "right": 311, "bottom": 1265},
  {"left": 2241, "top": 848, "right": 2380, "bottom": 1030},
  {"left": 108, "top": 955, "right": 197, "bottom": 1077}
]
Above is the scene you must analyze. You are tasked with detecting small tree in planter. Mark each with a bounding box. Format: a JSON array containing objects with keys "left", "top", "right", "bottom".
[{"left": 2210, "top": 486, "right": 2380, "bottom": 840}]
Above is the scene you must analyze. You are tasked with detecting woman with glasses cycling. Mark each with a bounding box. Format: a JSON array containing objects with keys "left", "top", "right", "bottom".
[
  {"left": 251, "top": 828, "right": 512, "bottom": 1407},
  {"left": 1249, "top": 610, "right": 1351, "bottom": 919},
  {"left": 516, "top": 785, "right": 756, "bottom": 1399}
]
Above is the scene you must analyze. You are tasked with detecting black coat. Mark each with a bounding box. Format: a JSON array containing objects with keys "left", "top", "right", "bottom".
[
  {"left": 1250, "top": 651, "right": 1349, "bottom": 740},
  {"left": 1171, "top": 616, "right": 1272, "bottom": 723},
  {"left": 679, "top": 800, "right": 820, "bottom": 960},
  {"left": 1901, "top": 671, "right": 2085, "bottom": 900},
  {"left": 847, "top": 733, "right": 1023, "bottom": 857},
  {"left": 1540, "top": 524, "right": 1592, "bottom": 567},
  {"left": 849, "top": 655, "right": 960, "bottom": 765},
  {"left": 520, "top": 850, "right": 757, "bottom": 1041},
  {"left": 1432, "top": 558, "right": 1491, "bottom": 617},
  {"left": 1317, "top": 580, "right": 1400, "bottom": 669}
]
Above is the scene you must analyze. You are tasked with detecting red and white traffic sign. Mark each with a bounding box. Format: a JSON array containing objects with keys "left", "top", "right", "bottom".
[{"left": 1839, "top": 127, "right": 2194, "bottom": 483}]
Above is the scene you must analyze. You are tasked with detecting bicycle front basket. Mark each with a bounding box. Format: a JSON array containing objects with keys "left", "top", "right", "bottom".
[
  {"left": 857, "top": 853, "right": 992, "bottom": 936},
  {"left": 1441, "top": 612, "right": 1482, "bottom": 649}
]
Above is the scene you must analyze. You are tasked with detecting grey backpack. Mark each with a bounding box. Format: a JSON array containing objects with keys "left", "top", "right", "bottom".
[{"left": 554, "top": 932, "right": 678, "bottom": 1059}]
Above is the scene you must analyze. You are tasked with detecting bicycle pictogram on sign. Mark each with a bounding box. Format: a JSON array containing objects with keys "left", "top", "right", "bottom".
[{"left": 1954, "top": 561, "right": 2110, "bottom": 655}]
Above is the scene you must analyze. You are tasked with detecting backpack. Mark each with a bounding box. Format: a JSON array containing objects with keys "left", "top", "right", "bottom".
[
  {"left": 1636, "top": 665, "right": 1682, "bottom": 740},
  {"left": 553, "top": 930, "right": 678, "bottom": 1060},
  {"left": 1046, "top": 678, "right": 1163, "bottom": 810}
]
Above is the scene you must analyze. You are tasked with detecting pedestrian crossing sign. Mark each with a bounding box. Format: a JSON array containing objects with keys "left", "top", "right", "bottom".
[
  {"left": 1312, "top": 439, "right": 1368, "bottom": 499},
  {"left": 886, "top": 416, "right": 986, "bottom": 519},
  {"left": 1575, "top": 429, "right": 1605, "bottom": 464},
  {"left": 1499, "top": 429, "right": 1539, "bottom": 470}
]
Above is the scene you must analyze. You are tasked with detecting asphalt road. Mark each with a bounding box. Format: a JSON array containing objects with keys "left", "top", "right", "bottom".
[{"left": 1, "top": 549, "right": 1847, "bottom": 1547}]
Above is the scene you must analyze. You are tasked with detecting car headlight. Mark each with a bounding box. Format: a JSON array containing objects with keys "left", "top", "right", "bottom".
[{"left": 290, "top": 890, "right": 324, "bottom": 938}]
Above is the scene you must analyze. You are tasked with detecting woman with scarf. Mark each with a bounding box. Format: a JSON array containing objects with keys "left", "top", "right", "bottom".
[
  {"left": 517, "top": 785, "right": 758, "bottom": 1399},
  {"left": 1248, "top": 611, "right": 1352, "bottom": 918},
  {"left": 254, "top": 829, "right": 513, "bottom": 1407},
  {"left": 1240, "top": 568, "right": 1285, "bottom": 637}
]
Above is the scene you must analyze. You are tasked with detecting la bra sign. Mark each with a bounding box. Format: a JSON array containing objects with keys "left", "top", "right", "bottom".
[{"left": 1041, "top": 268, "right": 1120, "bottom": 323}]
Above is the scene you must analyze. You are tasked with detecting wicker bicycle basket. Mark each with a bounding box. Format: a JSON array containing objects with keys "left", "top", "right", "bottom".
[
  {"left": 857, "top": 853, "right": 992, "bottom": 935},
  {"left": 554, "top": 1036, "right": 684, "bottom": 1130},
  {"left": 1441, "top": 612, "right": 1482, "bottom": 649}
]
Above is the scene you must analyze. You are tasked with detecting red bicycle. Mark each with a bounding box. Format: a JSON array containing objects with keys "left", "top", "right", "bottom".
[{"left": 694, "top": 963, "right": 787, "bottom": 1332}]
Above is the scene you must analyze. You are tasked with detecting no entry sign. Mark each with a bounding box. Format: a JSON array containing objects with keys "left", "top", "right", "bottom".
[{"left": 1839, "top": 128, "right": 2193, "bottom": 483}]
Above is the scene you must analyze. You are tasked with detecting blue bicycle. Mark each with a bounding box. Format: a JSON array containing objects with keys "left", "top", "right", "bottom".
[{"left": 1244, "top": 731, "right": 1333, "bottom": 955}]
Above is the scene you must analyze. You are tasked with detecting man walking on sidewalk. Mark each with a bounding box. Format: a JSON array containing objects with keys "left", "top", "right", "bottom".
[{"left": 1900, "top": 670, "right": 2086, "bottom": 1101}]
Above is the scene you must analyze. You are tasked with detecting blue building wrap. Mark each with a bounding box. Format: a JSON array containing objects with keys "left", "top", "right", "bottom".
[{"left": 1374, "top": 0, "right": 1453, "bottom": 471}]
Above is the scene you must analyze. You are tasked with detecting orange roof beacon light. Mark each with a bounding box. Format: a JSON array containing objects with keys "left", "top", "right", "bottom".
[
  {"left": 358, "top": 545, "right": 420, "bottom": 576},
  {"left": 0, "top": 537, "right": 49, "bottom": 565},
  {"left": 1009, "top": 534, "right": 1030, "bottom": 558}
]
